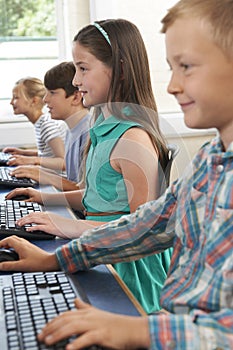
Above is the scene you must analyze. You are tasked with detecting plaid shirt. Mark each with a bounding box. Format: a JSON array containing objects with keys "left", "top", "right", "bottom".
[{"left": 56, "top": 136, "right": 233, "bottom": 349}]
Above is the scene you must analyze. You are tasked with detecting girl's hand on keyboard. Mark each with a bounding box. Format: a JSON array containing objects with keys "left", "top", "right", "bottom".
[
  {"left": 5, "top": 187, "right": 43, "bottom": 204},
  {"left": 15, "top": 210, "right": 101, "bottom": 239},
  {"left": 15, "top": 212, "right": 84, "bottom": 238},
  {"left": 0, "top": 235, "right": 60, "bottom": 272},
  {"left": 38, "top": 298, "right": 150, "bottom": 350},
  {"left": 3, "top": 146, "right": 24, "bottom": 155}
]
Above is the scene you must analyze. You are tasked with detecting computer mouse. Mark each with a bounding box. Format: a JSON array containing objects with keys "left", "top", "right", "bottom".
[
  {"left": 0, "top": 248, "right": 19, "bottom": 262},
  {"left": 10, "top": 194, "right": 29, "bottom": 201}
]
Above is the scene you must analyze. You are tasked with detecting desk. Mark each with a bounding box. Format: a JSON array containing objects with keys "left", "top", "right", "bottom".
[
  {"left": 0, "top": 185, "right": 144, "bottom": 317},
  {"left": 35, "top": 239, "right": 144, "bottom": 316}
]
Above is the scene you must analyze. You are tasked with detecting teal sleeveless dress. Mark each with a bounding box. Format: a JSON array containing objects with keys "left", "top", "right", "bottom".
[{"left": 82, "top": 112, "right": 172, "bottom": 313}]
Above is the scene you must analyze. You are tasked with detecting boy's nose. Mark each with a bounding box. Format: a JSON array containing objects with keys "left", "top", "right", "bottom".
[
  {"left": 167, "top": 72, "right": 183, "bottom": 95},
  {"left": 43, "top": 92, "right": 49, "bottom": 103}
]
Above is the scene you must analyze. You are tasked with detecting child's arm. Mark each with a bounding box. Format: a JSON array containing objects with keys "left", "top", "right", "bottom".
[
  {"left": 111, "top": 127, "right": 159, "bottom": 212},
  {"left": 10, "top": 165, "right": 79, "bottom": 191},
  {"left": 5, "top": 186, "right": 85, "bottom": 209},
  {"left": 6, "top": 137, "right": 65, "bottom": 169},
  {"left": 3, "top": 146, "right": 38, "bottom": 156},
  {"left": 37, "top": 136, "right": 66, "bottom": 171},
  {"left": 0, "top": 236, "right": 59, "bottom": 271}
]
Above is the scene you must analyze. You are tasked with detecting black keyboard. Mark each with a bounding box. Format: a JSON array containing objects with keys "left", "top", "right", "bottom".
[
  {"left": 0, "top": 152, "right": 11, "bottom": 166},
  {"left": 0, "top": 167, "right": 36, "bottom": 188},
  {"left": 0, "top": 271, "right": 100, "bottom": 350},
  {"left": 0, "top": 200, "right": 55, "bottom": 240}
]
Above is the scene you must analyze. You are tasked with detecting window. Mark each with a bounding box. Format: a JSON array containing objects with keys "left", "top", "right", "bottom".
[{"left": 0, "top": 0, "right": 59, "bottom": 119}]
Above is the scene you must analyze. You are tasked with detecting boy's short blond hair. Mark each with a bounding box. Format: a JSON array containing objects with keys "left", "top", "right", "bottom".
[{"left": 161, "top": 0, "right": 233, "bottom": 58}]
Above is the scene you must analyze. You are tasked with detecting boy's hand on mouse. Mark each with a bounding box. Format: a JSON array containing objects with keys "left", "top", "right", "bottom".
[
  {"left": 0, "top": 235, "right": 60, "bottom": 272},
  {"left": 5, "top": 187, "right": 43, "bottom": 204},
  {"left": 38, "top": 298, "right": 150, "bottom": 350}
]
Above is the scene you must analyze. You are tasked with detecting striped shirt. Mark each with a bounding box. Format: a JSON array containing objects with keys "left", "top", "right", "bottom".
[
  {"left": 34, "top": 113, "right": 67, "bottom": 157},
  {"left": 56, "top": 136, "right": 233, "bottom": 349}
]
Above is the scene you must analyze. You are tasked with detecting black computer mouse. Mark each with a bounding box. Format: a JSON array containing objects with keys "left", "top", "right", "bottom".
[
  {"left": 10, "top": 194, "right": 29, "bottom": 201},
  {"left": 0, "top": 248, "right": 19, "bottom": 262}
]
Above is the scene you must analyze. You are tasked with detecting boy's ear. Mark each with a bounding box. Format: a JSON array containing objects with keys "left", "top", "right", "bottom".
[{"left": 72, "top": 90, "right": 83, "bottom": 105}]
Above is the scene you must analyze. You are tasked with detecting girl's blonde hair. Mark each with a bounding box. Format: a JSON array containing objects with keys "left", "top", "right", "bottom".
[
  {"left": 161, "top": 0, "right": 233, "bottom": 59},
  {"left": 15, "top": 77, "right": 46, "bottom": 108}
]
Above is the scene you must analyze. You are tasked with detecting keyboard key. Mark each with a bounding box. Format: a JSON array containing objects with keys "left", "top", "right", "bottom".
[{"left": 0, "top": 200, "right": 55, "bottom": 240}]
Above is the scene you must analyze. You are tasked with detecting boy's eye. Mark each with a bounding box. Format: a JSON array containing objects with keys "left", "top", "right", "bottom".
[{"left": 180, "top": 63, "right": 190, "bottom": 70}]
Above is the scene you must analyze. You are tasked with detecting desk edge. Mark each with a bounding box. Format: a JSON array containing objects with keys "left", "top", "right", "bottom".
[{"left": 106, "top": 264, "right": 146, "bottom": 316}]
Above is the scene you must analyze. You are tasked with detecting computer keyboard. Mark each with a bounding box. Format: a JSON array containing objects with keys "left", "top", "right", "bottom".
[
  {"left": 0, "top": 200, "right": 55, "bottom": 240},
  {"left": 0, "top": 167, "right": 36, "bottom": 188},
  {"left": 0, "top": 271, "right": 101, "bottom": 350},
  {"left": 0, "top": 152, "right": 11, "bottom": 166}
]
